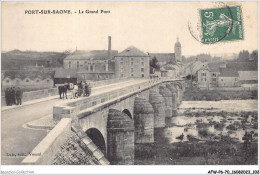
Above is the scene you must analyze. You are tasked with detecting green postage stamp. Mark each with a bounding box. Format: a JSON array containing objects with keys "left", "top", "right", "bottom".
[{"left": 200, "top": 6, "right": 243, "bottom": 44}]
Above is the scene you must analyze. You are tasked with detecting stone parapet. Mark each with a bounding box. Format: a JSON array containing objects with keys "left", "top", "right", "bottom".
[{"left": 21, "top": 118, "right": 72, "bottom": 165}]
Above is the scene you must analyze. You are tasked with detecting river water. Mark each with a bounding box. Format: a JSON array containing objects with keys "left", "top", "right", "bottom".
[{"left": 164, "top": 100, "right": 258, "bottom": 143}]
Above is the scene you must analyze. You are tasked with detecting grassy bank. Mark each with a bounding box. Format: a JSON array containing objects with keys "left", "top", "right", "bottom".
[
  {"left": 183, "top": 87, "right": 257, "bottom": 101},
  {"left": 135, "top": 128, "right": 258, "bottom": 165}
]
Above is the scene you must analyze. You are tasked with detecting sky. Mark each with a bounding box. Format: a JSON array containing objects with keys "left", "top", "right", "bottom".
[{"left": 2, "top": 1, "right": 258, "bottom": 56}]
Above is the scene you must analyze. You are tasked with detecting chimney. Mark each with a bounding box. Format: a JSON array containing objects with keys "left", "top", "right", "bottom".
[{"left": 108, "top": 36, "right": 112, "bottom": 60}]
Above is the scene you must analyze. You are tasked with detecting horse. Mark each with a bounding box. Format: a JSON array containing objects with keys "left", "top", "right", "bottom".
[{"left": 58, "top": 84, "right": 70, "bottom": 99}]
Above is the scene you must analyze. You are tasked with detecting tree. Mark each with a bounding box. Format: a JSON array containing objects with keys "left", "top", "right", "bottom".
[
  {"left": 150, "top": 56, "right": 160, "bottom": 71},
  {"left": 186, "top": 61, "right": 196, "bottom": 89},
  {"left": 250, "top": 50, "right": 258, "bottom": 63},
  {"left": 238, "top": 50, "right": 250, "bottom": 62}
]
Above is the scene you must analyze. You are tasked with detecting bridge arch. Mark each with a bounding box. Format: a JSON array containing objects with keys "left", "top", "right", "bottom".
[
  {"left": 122, "top": 109, "right": 132, "bottom": 120},
  {"left": 174, "top": 81, "right": 183, "bottom": 90},
  {"left": 86, "top": 128, "right": 106, "bottom": 154}
]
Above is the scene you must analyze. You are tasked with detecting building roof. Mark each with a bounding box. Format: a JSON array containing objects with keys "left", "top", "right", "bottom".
[
  {"left": 219, "top": 68, "right": 239, "bottom": 77},
  {"left": 116, "top": 46, "right": 149, "bottom": 57},
  {"left": 149, "top": 53, "right": 175, "bottom": 64},
  {"left": 64, "top": 50, "right": 118, "bottom": 60},
  {"left": 197, "top": 65, "right": 210, "bottom": 72},
  {"left": 3, "top": 70, "right": 53, "bottom": 80},
  {"left": 161, "top": 64, "right": 176, "bottom": 70},
  {"left": 54, "top": 68, "right": 78, "bottom": 78}
]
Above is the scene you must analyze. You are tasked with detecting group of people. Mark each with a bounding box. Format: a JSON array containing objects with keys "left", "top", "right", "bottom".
[{"left": 5, "top": 87, "right": 23, "bottom": 106}]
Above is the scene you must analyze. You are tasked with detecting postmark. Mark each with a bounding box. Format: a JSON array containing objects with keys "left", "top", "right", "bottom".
[{"left": 200, "top": 5, "right": 243, "bottom": 44}]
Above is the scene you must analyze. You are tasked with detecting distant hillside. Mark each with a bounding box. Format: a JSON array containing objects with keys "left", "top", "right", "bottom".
[{"left": 1, "top": 50, "right": 70, "bottom": 70}]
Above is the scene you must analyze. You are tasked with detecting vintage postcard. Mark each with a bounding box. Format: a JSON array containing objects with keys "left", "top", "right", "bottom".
[{"left": 1, "top": 1, "right": 258, "bottom": 174}]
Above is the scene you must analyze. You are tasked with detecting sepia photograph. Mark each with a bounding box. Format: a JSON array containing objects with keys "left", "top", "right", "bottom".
[{"left": 1, "top": 1, "right": 259, "bottom": 174}]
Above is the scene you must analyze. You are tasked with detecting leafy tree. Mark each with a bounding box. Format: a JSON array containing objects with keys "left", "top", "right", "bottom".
[
  {"left": 238, "top": 50, "right": 250, "bottom": 62},
  {"left": 250, "top": 50, "right": 258, "bottom": 63},
  {"left": 150, "top": 56, "right": 160, "bottom": 71}
]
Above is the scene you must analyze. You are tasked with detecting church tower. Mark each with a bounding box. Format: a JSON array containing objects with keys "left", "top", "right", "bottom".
[{"left": 174, "top": 37, "right": 182, "bottom": 62}]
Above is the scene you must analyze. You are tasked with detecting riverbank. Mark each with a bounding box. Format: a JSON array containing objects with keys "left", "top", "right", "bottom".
[
  {"left": 183, "top": 87, "right": 257, "bottom": 101},
  {"left": 135, "top": 128, "right": 258, "bottom": 165}
]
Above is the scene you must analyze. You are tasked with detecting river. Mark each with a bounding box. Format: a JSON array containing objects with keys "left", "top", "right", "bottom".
[{"left": 135, "top": 100, "right": 258, "bottom": 165}]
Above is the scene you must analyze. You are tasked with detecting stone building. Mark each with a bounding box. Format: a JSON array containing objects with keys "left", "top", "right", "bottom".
[
  {"left": 197, "top": 65, "right": 211, "bottom": 88},
  {"left": 114, "top": 46, "right": 150, "bottom": 79},
  {"left": 197, "top": 62, "right": 257, "bottom": 88},
  {"left": 2, "top": 71, "right": 54, "bottom": 91},
  {"left": 61, "top": 36, "right": 118, "bottom": 82}
]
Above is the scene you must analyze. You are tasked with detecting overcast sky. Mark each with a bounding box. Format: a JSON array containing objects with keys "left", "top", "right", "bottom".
[{"left": 2, "top": 1, "right": 258, "bottom": 56}]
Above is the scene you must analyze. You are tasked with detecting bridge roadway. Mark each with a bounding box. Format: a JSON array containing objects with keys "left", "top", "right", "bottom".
[{"left": 1, "top": 79, "right": 148, "bottom": 165}]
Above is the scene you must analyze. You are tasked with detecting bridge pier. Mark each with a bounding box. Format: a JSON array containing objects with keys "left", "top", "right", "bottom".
[
  {"left": 149, "top": 90, "right": 166, "bottom": 128},
  {"left": 134, "top": 97, "right": 154, "bottom": 143},
  {"left": 159, "top": 86, "right": 172, "bottom": 118},
  {"left": 166, "top": 84, "right": 178, "bottom": 116},
  {"left": 107, "top": 109, "right": 135, "bottom": 165}
]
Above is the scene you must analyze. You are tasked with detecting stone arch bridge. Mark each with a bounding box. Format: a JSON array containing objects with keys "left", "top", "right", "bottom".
[{"left": 53, "top": 79, "right": 186, "bottom": 165}]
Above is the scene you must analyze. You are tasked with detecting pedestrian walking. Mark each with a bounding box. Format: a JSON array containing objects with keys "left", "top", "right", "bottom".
[{"left": 15, "top": 87, "right": 23, "bottom": 105}]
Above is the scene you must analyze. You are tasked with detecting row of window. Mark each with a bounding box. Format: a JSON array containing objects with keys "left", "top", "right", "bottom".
[
  {"left": 201, "top": 78, "right": 238, "bottom": 82},
  {"left": 5, "top": 79, "right": 51, "bottom": 83},
  {"left": 121, "top": 74, "right": 145, "bottom": 77},
  {"left": 120, "top": 57, "right": 145, "bottom": 61},
  {"left": 120, "top": 62, "right": 145, "bottom": 66},
  {"left": 201, "top": 73, "right": 217, "bottom": 77}
]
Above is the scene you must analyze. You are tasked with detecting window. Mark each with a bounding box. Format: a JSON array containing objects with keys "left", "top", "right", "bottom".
[
  {"left": 104, "top": 65, "right": 106, "bottom": 70},
  {"left": 36, "top": 80, "right": 39, "bottom": 83},
  {"left": 141, "top": 68, "right": 144, "bottom": 72},
  {"left": 77, "top": 61, "right": 79, "bottom": 68},
  {"left": 141, "top": 62, "right": 144, "bottom": 66},
  {"left": 86, "top": 66, "right": 89, "bottom": 71},
  {"left": 46, "top": 80, "right": 50, "bottom": 82},
  {"left": 131, "top": 58, "right": 133, "bottom": 61},
  {"left": 121, "top": 58, "right": 123, "bottom": 61},
  {"left": 131, "top": 68, "right": 134, "bottom": 72},
  {"left": 120, "top": 62, "right": 123, "bottom": 66},
  {"left": 131, "top": 74, "right": 134, "bottom": 77},
  {"left": 90, "top": 65, "right": 93, "bottom": 71},
  {"left": 221, "top": 79, "right": 223, "bottom": 81},
  {"left": 69, "top": 61, "right": 71, "bottom": 68},
  {"left": 212, "top": 73, "right": 216, "bottom": 77},
  {"left": 26, "top": 79, "right": 29, "bottom": 82},
  {"left": 131, "top": 62, "right": 133, "bottom": 66},
  {"left": 106, "top": 75, "right": 109, "bottom": 79},
  {"left": 141, "top": 58, "right": 144, "bottom": 60},
  {"left": 201, "top": 73, "right": 206, "bottom": 76},
  {"left": 121, "top": 74, "right": 124, "bottom": 78},
  {"left": 212, "top": 78, "right": 216, "bottom": 81},
  {"left": 141, "top": 74, "right": 144, "bottom": 77},
  {"left": 6, "top": 80, "right": 9, "bottom": 83},
  {"left": 97, "top": 74, "right": 100, "bottom": 79}
]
